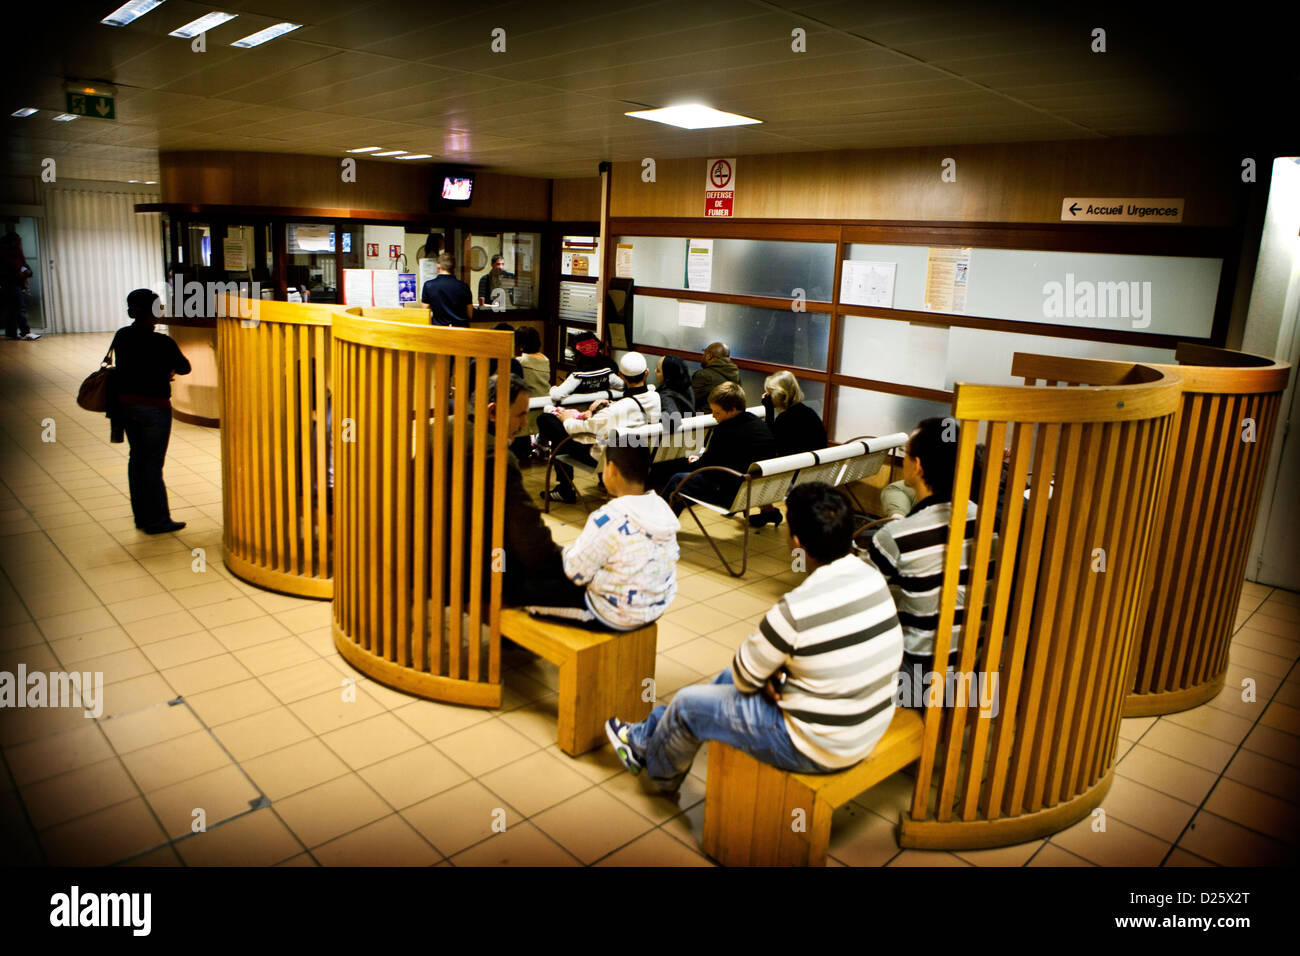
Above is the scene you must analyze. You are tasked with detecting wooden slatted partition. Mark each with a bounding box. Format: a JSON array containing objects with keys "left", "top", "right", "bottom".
[
  {"left": 217, "top": 297, "right": 338, "bottom": 598},
  {"left": 897, "top": 360, "right": 1182, "bottom": 850},
  {"left": 330, "top": 312, "right": 513, "bottom": 706},
  {"left": 1013, "top": 346, "right": 1291, "bottom": 716}
]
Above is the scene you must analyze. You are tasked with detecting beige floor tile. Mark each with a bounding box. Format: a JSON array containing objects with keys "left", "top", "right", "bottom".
[
  {"left": 826, "top": 803, "right": 901, "bottom": 866},
  {"left": 402, "top": 780, "right": 522, "bottom": 858},
  {"left": 1178, "top": 810, "right": 1296, "bottom": 866},
  {"left": 662, "top": 603, "right": 742, "bottom": 636},
  {"left": 171, "top": 580, "right": 244, "bottom": 609},
  {"left": 653, "top": 618, "right": 700, "bottom": 651},
  {"left": 1028, "top": 843, "right": 1096, "bottom": 866},
  {"left": 313, "top": 814, "right": 441, "bottom": 866},
  {"left": 161, "top": 654, "right": 253, "bottom": 697},
  {"left": 288, "top": 684, "right": 386, "bottom": 735},
  {"left": 119, "top": 843, "right": 184, "bottom": 866},
  {"left": 1239, "top": 613, "right": 1300, "bottom": 641},
  {"left": 599, "top": 763, "right": 706, "bottom": 825},
  {"left": 1223, "top": 748, "right": 1300, "bottom": 803},
  {"left": 88, "top": 574, "right": 165, "bottom": 604},
  {"left": 1116, "top": 745, "right": 1219, "bottom": 804},
  {"left": 496, "top": 694, "right": 562, "bottom": 747},
  {"left": 357, "top": 743, "right": 472, "bottom": 809},
  {"left": 39, "top": 796, "right": 167, "bottom": 866},
  {"left": 140, "top": 631, "right": 226, "bottom": 671},
  {"left": 49, "top": 625, "right": 133, "bottom": 666},
  {"left": 653, "top": 655, "right": 707, "bottom": 697},
  {"left": 273, "top": 602, "right": 333, "bottom": 635},
  {"left": 6, "top": 722, "right": 115, "bottom": 786},
  {"left": 232, "top": 635, "right": 319, "bottom": 676},
  {"left": 531, "top": 786, "right": 656, "bottom": 864},
  {"left": 850, "top": 770, "right": 916, "bottom": 821},
  {"left": 185, "top": 679, "right": 281, "bottom": 726},
  {"left": 99, "top": 701, "right": 202, "bottom": 754},
  {"left": 105, "top": 592, "right": 185, "bottom": 625},
  {"left": 1118, "top": 715, "right": 1156, "bottom": 742},
  {"left": 76, "top": 561, "right": 151, "bottom": 587},
  {"left": 1102, "top": 774, "right": 1198, "bottom": 844},
  {"left": 1139, "top": 720, "right": 1237, "bottom": 773},
  {"left": 392, "top": 699, "right": 495, "bottom": 740},
  {"left": 1229, "top": 643, "right": 1293, "bottom": 679},
  {"left": 276, "top": 852, "right": 318, "bottom": 866},
  {"left": 1203, "top": 778, "right": 1299, "bottom": 846},
  {"left": 478, "top": 750, "right": 594, "bottom": 817},
  {"left": 19, "top": 756, "right": 139, "bottom": 829},
  {"left": 209, "top": 615, "right": 292, "bottom": 651},
  {"left": 174, "top": 808, "right": 303, "bottom": 866},
  {"left": 451, "top": 821, "right": 582, "bottom": 866},
  {"left": 320, "top": 712, "right": 424, "bottom": 770},
  {"left": 259, "top": 657, "right": 353, "bottom": 704},
  {"left": 213, "top": 707, "right": 314, "bottom": 762},
  {"left": 121, "top": 610, "right": 205, "bottom": 645},
  {"left": 954, "top": 839, "right": 1044, "bottom": 866},
  {"left": 121, "top": 729, "right": 233, "bottom": 792},
  {"left": 242, "top": 739, "right": 351, "bottom": 801},
  {"left": 145, "top": 764, "right": 260, "bottom": 839},
  {"left": 0, "top": 701, "right": 90, "bottom": 748},
  {"left": 275, "top": 775, "right": 391, "bottom": 848},
  {"left": 36, "top": 606, "right": 118, "bottom": 640},
  {"left": 663, "top": 636, "right": 736, "bottom": 676},
  {"left": 1050, "top": 814, "right": 1170, "bottom": 866},
  {"left": 546, "top": 742, "right": 626, "bottom": 785},
  {"left": 887, "top": 849, "right": 972, "bottom": 866},
  {"left": 435, "top": 718, "right": 540, "bottom": 777},
  {"left": 1163, "top": 847, "right": 1216, "bottom": 866},
  {"left": 499, "top": 669, "right": 554, "bottom": 710},
  {"left": 1261, "top": 701, "right": 1300, "bottom": 736},
  {"left": 99, "top": 673, "right": 177, "bottom": 718},
  {"left": 188, "top": 597, "right": 267, "bottom": 629},
  {"left": 1241, "top": 723, "right": 1300, "bottom": 767},
  {"left": 595, "top": 827, "right": 715, "bottom": 866}
]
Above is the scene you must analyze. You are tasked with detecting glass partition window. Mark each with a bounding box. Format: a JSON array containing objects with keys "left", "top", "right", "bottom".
[
  {"left": 634, "top": 296, "right": 830, "bottom": 371},
  {"left": 286, "top": 223, "right": 338, "bottom": 303},
  {"left": 467, "top": 231, "right": 541, "bottom": 311},
  {"left": 180, "top": 223, "right": 211, "bottom": 269},
  {"left": 832, "top": 386, "right": 949, "bottom": 443},
  {"left": 618, "top": 236, "right": 836, "bottom": 301}
]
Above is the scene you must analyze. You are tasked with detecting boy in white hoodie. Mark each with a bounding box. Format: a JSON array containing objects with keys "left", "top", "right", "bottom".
[{"left": 526, "top": 442, "right": 680, "bottom": 630}]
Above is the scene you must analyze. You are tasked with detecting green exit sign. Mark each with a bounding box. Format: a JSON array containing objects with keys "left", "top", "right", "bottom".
[{"left": 65, "top": 91, "right": 115, "bottom": 119}]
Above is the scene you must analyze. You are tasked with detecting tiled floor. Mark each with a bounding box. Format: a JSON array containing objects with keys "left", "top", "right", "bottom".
[{"left": 1, "top": 331, "right": 1297, "bottom": 866}]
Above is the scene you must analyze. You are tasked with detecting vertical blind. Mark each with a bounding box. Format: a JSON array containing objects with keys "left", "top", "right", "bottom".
[{"left": 45, "top": 187, "right": 163, "bottom": 333}]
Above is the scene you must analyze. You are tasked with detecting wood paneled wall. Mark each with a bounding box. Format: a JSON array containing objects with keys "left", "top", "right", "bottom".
[
  {"left": 610, "top": 137, "right": 1246, "bottom": 227},
  {"left": 551, "top": 177, "right": 602, "bottom": 222}
]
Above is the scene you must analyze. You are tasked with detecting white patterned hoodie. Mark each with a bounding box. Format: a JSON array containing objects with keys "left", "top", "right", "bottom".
[{"left": 561, "top": 492, "right": 681, "bottom": 630}]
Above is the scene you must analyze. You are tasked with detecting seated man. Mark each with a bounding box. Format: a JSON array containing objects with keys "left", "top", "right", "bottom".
[
  {"left": 879, "top": 479, "right": 916, "bottom": 518},
  {"left": 661, "top": 382, "right": 777, "bottom": 516},
  {"left": 549, "top": 332, "right": 624, "bottom": 404},
  {"left": 535, "top": 351, "right": 660, "bottom": 504},
  {"left": 606, "top": 483, "right": 904, "bottom": 792},
  {"left": 859, "top": 417, "right": 983, "bottom": 705},
  {"left": 524, "top": 443, "right": 680, "bottom": 630},
  {"left": 690, "top": 341, "right": 741, "bottom": 411}
]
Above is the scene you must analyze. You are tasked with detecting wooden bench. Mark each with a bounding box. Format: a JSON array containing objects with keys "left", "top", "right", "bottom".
[
  {"left": 701, "top": 708, "right": 924, "bottom": 866},
  {"left": 498, "top": 607, "right": 657, "bottom": 756}
]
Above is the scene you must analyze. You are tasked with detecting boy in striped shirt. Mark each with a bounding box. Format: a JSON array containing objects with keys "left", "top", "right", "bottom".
[{"left": 606, "top": 483, "right": 904, "bottom": 792}]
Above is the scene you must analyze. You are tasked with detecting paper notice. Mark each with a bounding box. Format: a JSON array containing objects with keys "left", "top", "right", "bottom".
[
  {"left": 223, "top": 238, "right": 247, "bottom": 272},
  {"left": 678, "top": 302, "right": 708, "bottom": 328},
  {"left": 840, "top": 259, "right": 896, "bottom": 308},
  {"left": 924, "top": 247, "right": 972, "bottom": 314},
  {"left": 373, "top": 270, "right": 400, "bottom": 308},
  {"left": 616, "top": 243, "right": 634, "bottom": 278},
  {"left": 342, "top": 269, "right": 372, "bottom": 306},
  {"left": 686, "top": 239, "right": 713, "bottom": 292}
]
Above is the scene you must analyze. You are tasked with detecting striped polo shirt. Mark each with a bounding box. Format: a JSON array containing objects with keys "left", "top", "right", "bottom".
[
  {"left": 863, "top": 496, "right": 980, "bottom": 658},
  {"left": 732, "top": 554, "right": 904, "bottom": 770}
]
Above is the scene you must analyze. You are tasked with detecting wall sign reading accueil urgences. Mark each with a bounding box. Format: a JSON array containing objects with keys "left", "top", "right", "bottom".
[{"left": 1061, "top": 198, "right": 1184, "bottom": 223}]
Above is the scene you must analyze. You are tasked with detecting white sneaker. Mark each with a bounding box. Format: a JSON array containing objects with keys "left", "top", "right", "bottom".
[{"left": 22, "top": 332, "right": 41, "bottom": 340}]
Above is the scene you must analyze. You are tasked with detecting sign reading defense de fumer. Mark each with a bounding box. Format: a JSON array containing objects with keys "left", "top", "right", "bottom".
[
  {"left": 1061, "top": 198, "right": 1184, "bottom": 223},
  {"left": 705, "top": 158, "right": 736, "bottom": 217}
]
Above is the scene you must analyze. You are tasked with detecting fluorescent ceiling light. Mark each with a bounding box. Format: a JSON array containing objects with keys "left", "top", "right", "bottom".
[
  {"left": 52, "top": 113, "right": 78, "bottom": 122},
  {"left": 169, "top": 12, "right": 237, "bottom": 39},
  {"left": 624, "top": 104, "right": 761, "bottom": 129},
  {"left": 394, "top": 154, "right": 433, "bottom": 160},
  {"left": 144, "top": 180, "right": 157, "bottom": 184},
  {"left": 11, "top": 108, "right": 38, "bottom": 117},
  {"left": 346, "top": 146, "right": 381, "bottom": 153},
  {"left": 101, "top": 0, "right": 164, "bottom": 27},
  {"left": 231, "top": 22, "right": 301, "bottom": 48},
  {"left": 371, "top": 150, "right": 406, "bottom": 157}
]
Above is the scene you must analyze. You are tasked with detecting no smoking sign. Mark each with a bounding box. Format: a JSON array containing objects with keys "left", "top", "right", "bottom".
[{"left": 705, "top": 157, "right": 736, "bottom": 217}]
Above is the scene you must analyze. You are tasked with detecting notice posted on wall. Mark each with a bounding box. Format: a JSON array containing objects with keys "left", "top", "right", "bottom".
[
  {"left": 417, "top": 258, "right": 437, "bottom": 292},
  {"left": 678, "top": 301, "right": 708, "bottom": 328},
  {"left": 615, "top": 243, "right": 634, "bottom": 278},
  {"left": 686, "top": 239, "right": 713, "bottom": 291},
  {"left": 373, "top": 270, "right": 400, "bottom": 308},
  {"left": 398, "top": 273, "right": 417, "bottom": 304},
  {"left": 924, "top": 247, "right": 971, "bottom": 313},
  {"left": 223, "top": 238, "right": 247, "bottom": 272},
  {"left": 343, "top": 268, "right": 373, "bottom": 306},
  {"left": 840, "top": 259, "right": 896, "bottom": 308}
]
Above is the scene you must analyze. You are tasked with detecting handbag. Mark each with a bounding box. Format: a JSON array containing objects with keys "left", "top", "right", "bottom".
[{"left": 77, "top": 346, "right": 115, "bottom": 413}]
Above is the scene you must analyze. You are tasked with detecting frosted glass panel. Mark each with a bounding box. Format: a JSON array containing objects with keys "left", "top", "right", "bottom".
[
  {"left": 945, "top": 328, "right": 1175, "bottom": 388},
  {"left": 833, "top": 386, "right": 950, "bottom": 443},
  {"left": 620, "top": 236, "right": 836, "bottom": 300},
  {"left": 840, "top": 315, "right": 949, "bottom": 391},
  {"left": 634, "top": 296, "right": 830, "bottom": 370},
  {"left": 846, "top": 243, "right": 1221, "bottom": 337}
]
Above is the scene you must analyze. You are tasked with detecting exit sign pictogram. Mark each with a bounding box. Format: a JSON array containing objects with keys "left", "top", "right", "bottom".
[{"left": 65, "top": 91, "right": 115, "bottom": 119}]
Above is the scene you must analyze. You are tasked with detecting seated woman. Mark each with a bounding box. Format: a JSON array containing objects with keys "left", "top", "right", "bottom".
[
  {"left": 750, "top": 370, "right": 828, "bottom": 527},
  {"left": 646, "top": 354, "right": 696, "bottom": 491},
  {"left": 514, "top": 325, "right": 550, "bottom": 460}
]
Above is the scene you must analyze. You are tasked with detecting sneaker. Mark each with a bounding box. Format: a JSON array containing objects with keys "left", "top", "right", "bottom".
[
  {"left": 748, "top": 512, "right": 768, "bottom": 528},
  {"left": 142, "top": 520, "right": 186, "bottom": 535},
  {"left": 605, "top": 718, "right": 643, "bottom": 775},
  {"left": 22, "top": 332, "right": 41, "bottom": 340},
  {"left": 544, "top": 486, "right": 576, "bottom": 505}
]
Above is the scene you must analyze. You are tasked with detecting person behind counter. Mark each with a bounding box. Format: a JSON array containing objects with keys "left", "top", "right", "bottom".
[
  {"left": 478, "top": 253, "right": 515, "bottom": 308},
  {"left": 109, "top": 289, "right": 191, "bottom": 535},
  {"left": 421, "top": 253, "right": 471, "bottom": 327}
]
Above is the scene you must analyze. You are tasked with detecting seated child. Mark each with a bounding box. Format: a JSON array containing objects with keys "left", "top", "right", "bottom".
[{"left": 525, "top": 442, "right": 680, "bottom": 630}]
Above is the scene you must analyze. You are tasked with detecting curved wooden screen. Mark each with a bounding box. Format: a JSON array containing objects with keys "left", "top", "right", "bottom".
[
  {"left": 217, "top": 298, "right": 337, "bottom": 598},
  {"left": 898, "top": 361, "right": 1182, "bottom": 850},
  {"left": 330, "top": 313, "right": 512, "bottom": 707},
  {"left": 1013, "top": 347, "right": 1291, "bottom": 715}
]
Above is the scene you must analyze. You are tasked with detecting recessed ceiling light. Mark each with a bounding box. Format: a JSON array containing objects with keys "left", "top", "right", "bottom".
[
  {"left": 230, "top": 22, "right": 301, "bottom": 48},
  {"left": 624, "top": 104, "right": 761, "bottom": 130},
  {"left": 371, "top": 150, "right": 406, "bottom": 157},
  {"left": 144, "top": 180, "right": 157, "bottom": 184},
  {"left": 11, "top": 108, "right": 38, "bottom": 117},
  {"left": 169, "top": 12, "right": 237, "bottom": 39},
  {"left": 127, "top": 179, "right": 139, "bottom": 183},
  {"left": 394, "top": 154, "right": 432, "bottom": 160},
  {"left": 346, "top": 146, "right": 381, "bottom": 153},
  {"left": 52, "top": 113, "right": 78, "bottom": 122},
  {"left": 101, "top": 0, "right": 164, "bottom": 27}
]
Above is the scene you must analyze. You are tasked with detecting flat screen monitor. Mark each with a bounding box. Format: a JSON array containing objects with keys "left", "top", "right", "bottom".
[{"left": 441, "top": 175, "right": 474, "bottom": 202}]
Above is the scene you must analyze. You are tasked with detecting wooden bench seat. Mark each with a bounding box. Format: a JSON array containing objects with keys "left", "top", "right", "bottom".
[
  {"left": 701, "top": 708, "right": 924, "bottom": 866},
  {"left": 498, "top": 608, "right": 657, "bottom": 756}
]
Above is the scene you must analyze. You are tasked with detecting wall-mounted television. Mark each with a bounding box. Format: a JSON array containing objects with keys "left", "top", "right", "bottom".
[{"left": 433, "top": 168, "right": 475, "bottom": 207}]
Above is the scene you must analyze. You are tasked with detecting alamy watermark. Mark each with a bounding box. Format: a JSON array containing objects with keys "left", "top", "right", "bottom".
[
  {"left": 895, "top": 664, "right": 1000, "bottom": 717},
  {"left": 1042, "top": 273, "right": 1152, "bottom": 328},
  {"left": 0, "top": 667, "right": 104, "bottom": 718},
  {"left": 160, "top": 273, "right": 262, "bottom": 322}
]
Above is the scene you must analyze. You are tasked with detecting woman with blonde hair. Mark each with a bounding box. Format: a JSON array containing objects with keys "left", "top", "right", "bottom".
[{"left": 751, "top": 370, "right": 827, "bottom": 527}]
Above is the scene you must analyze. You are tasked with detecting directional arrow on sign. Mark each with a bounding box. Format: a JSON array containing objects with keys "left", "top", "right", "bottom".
[
  {"left": 1068, "top": 202, "right": 1081, "bottom": 216},
  {"left": 94, "top": 99, "right": 110, "bottom": 116}
]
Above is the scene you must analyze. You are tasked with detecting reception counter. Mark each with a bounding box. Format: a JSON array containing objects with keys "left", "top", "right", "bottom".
[{"left": 167, "top": 318, "right": 220, "bottom": 427}]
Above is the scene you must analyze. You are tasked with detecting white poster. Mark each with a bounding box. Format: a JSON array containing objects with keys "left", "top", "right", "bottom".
[
  {"left": 373, "top": 270, "right": 400, "bottom": 308},
  {"left": 687, "top": 239, "right": 713, "bottom": 291},
  {"left": 840, "top": 260, "right": 896, "bottom": 308},
  {"left": 616, "top": 243, "right": 634, "bottom": 278},
  {"left": 223, "top": 238, "right": 247, "bottom": 272},
  {"left": 924, "top": 247, "right": 972, "bottom": 314},
  {"left": 342, "top": 269, "right": 373, "bottom": 306},
  {"left": 417, "top": 258, "right": 437, "bottom": 293},
  {"left": 678, "top": 301, "right": 708, "bottom": 328}
]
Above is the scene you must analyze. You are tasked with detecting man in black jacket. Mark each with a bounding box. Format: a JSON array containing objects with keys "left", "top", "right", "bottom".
[{"left": 661, "top": 382, "right": 777, "bottom": 515}]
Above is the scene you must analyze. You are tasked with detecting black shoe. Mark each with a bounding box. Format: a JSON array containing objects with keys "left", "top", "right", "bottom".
[
  {"left": 544, "top": 487, "right": 576, "bottom": 505},
  {"left": 748, "top": 512, "right": 768, "bottom": 528},
  {"left": 142, "top": 520, "right": 186, "bottom": 535},
  {"left": 768, "top": 510, "right": 784, "bottom": 528}
]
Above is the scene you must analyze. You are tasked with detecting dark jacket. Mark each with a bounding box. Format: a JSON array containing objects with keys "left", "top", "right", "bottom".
[
  {"left": 764, "top": 398, "right": 827, "bottom": 456},
  {"left": 691, "top": 356, "right": 741, "bottom": 409},
  {"left": 109, "top": 323, "right": 190, "bottom": 402},
  {"left": 694, "top": 411, "right": 778, "bottom": 502}
]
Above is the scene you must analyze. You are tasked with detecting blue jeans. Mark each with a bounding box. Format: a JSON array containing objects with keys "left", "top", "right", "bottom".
[
  {"left": 626, "top": 670, "right": 828, "bottom": 792},
  {"left": 121, "top": 404, "right": 174, "bottom": 529}
]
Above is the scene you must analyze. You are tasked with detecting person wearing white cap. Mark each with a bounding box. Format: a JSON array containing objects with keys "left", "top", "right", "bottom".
[{"left": 536, "top": 351, "right": 660, "bottom": 503}]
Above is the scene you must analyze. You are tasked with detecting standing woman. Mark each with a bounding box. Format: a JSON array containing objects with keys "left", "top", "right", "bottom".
[
  {"left": 752, "top": 370, "right": 827, "bottom": 527},
  {"left": 110, "top": 289, "right": 191, "bottom": 534}
]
